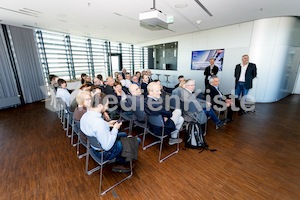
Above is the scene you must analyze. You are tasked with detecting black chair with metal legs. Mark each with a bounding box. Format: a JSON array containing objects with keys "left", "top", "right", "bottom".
[
  {"left": 142, "top": 114, "right": 180, "bottom": 163},
  {"left": 85, "top": 135, "right": 133, "bottom": 195},
  {"left": 70, "top": 117, "right": 79, "bottom": 146},
  {"left": 75, "top": 120, "right": 88, "bottom": 159},
  {"left": 57, "top": 99, "right": 70, "bottom": 133},
  {"left": 66, "top": 110, "right": 74, "bottom": 138},
  {"left": 119, "top": 111, "right": 133, "bottom": 135},
  {"left": 131, "top": 108, "right": 147, "bottom": 137}
]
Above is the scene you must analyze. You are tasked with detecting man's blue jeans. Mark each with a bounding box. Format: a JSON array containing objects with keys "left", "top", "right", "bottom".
[
  {"left": 93, "top": 132, "right": 127, "bottom": 162},
  {"left": 204, "top": 108, "right": 220, "bottom": 125},
  {"left": 235, "top": 82, "right": 249, "bottom": 99}
]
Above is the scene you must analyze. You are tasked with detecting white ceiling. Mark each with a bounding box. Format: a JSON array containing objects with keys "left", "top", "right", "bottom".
[{"left": 0, "top": 0, "right": 299, "bottom": 45}]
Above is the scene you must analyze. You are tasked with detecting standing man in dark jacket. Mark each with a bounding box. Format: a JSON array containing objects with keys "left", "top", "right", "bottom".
[
  {"left": 234, "top": 54, "right": 257, "bottom": 98},
  {"left": 234, "top": 54, "right": 257, "bottom": 113},
  {"left": 204, "top": 58, "right": 219, "bottom": 88}
]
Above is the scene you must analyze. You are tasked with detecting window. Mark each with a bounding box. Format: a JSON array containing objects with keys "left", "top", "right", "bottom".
[{"left": 36, "top": 30, "right": 149, "bottom": 83}]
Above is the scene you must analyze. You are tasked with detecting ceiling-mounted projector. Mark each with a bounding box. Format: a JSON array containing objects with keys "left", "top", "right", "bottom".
[{"left": 139, "top": 9, "right": 174, "bottom": 30}]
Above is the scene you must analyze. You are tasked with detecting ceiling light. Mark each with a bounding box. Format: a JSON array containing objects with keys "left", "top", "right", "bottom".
[
  {"left": 175, "top": 4, "right": 187, "bottom": 8},
  {"left": 196, "top": 20, "right": 202, "bottom": 24}
]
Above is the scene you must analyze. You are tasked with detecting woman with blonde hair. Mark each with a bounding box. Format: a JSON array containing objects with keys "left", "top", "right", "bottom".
[{"left": 73, "top": 91, "right": 91, "bottom": 121}]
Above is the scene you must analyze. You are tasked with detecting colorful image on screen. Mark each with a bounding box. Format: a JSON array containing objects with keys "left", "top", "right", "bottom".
[{"left": 191, "top": 49, "right": 225, "bottom": 71}]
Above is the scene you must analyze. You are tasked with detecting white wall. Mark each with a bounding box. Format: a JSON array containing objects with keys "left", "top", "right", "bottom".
[
  {"left": 141, "top": 17, "right": 300, "bottom": 102},
  {"left": 294, "top": 64, "right": 300, "bottom": 94}
]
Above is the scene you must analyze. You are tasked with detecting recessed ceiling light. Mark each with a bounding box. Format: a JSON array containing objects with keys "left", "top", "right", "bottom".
[
  {"left": 196, "top": 20, "right": 202, "bottom": 24},
  {"left": 99, "top": 25, "right": 105, "bottom": 29},
  {"left": 175, "top": 4, "right": 187, "bottom": 8}
]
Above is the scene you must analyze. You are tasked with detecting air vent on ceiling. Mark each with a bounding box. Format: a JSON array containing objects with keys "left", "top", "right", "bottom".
[
  {"left": 19, "top": 8, "right": 42, "bottom": 17},
  {"left": 0, "top": 7, "right": 40, "bottom": 17},
  {"left": 194, "top": 0, "right": 213, "bottom": 17},
  {"left": 22, "top": 24, "right": 40, "bottom": 29}
]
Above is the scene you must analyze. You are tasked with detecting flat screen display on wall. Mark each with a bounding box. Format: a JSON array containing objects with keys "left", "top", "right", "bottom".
[{"left": 191, "top": 49, "right": 224, "bottom": 71}]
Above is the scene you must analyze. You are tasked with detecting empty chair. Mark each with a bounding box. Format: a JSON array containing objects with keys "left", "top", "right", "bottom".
[
  {"left": 85, "top": 135, "right": 133, "bottom": 195},
  {"left": 143, "top": 114, "right": 180, "bottom": 163}
]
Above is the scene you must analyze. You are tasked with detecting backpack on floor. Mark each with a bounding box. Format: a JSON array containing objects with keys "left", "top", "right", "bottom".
[{"left": 185, "top": 122, "right": 212, "bottom": 152}]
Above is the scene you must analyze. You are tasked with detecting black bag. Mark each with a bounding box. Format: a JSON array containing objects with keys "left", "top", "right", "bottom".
[
  {"left": 185, "top": 122, "right": 207, "bottom": 148},
  {"left": 185, "top": 122, "right": 216, "bottom": 152}
]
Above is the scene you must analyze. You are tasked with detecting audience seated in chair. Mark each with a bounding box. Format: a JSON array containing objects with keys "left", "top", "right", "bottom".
[
  {"left": 56, "top": 78, "right": 71, "bottom": 107},
  {"left": 141, "top": 74, "right": 149, "bottom": 97},
  {"left": 112, "top": 81, "right": 127, "bottom": 115},
  {"left": 69, "top": 84, "right": 92, "bottom": 112},
  {"left": 172, "top": 79, "right": 185, "bottom": 96},
  {"left": 131, "top": 75, "right": 141, "bottom": 87},
  {"left": 174, "top": 75, "right": 185, "bottom": 89},
  {"left": 179, "top": 79, "right": 207, "bottom": 125},
  {"left": 123, "top": 84, "right": 145, "bottom": 122},
  {"left": 69, "top": 83, "right": 93, "bottom": 108},
  {"left": 80, "top": 95, "right": 140, "bottom": 172},
  {"left": 181, "top": 79, "right": 226, "bottom": 129},
  {"left": 49, "top": 74, "right": 59, "bottom": 91},
  {"left": 206, "top": 75, "right": 234, "bottom": 122},
  {"left": 117, "top": 73, "right": 131, "bottom": 89},
  {"left": 146, "top": 69, "right": 153, "bottom": 82},
  {"left": 144, "top": 82, "right": 184, "bottom": 145},
  {"left": 103, "top": 76, "right": 115, "bottom": 95},
  {"left": 73, "top": 91, "right": 91, "bottom": 121},
  {"left": 135, "top": 71, "right": 141, "bottom": 83},
  {"left": 91, "top": 86, "right": 110, "bottom": 122}
]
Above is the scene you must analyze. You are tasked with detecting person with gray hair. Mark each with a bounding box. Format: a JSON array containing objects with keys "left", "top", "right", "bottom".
[
  {"left": 181, "top": 79, "right": 225, "bottom": 129},
  {"left": 180, "top": 79, "right": 207, "bottom": 126},
  {"left": 144, "top": 82, "right": 184, "bottom": 145},
  {"left": 207, "top": 75, "right": 233, "bottom": 122}
]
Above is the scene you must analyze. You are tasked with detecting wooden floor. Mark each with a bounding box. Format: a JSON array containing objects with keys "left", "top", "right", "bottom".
[{"left": 0, "top": 95, "right": 300, "bottom": 200}]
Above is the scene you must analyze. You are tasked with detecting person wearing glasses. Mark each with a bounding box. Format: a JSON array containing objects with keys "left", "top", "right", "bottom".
[{"left": 181, "top": 79, "right": 225, "bottom": 129}]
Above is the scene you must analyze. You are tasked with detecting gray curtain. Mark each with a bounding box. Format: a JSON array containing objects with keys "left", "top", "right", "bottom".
[
  {"left": 8, "top": 26, "right": 46, "bottom": 103},
  {"left": 0, "top": 26, "right": 19, "bottom": 100}
]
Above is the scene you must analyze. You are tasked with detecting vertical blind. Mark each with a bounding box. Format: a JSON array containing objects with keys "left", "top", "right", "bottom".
[{"left": 36, "top": 30, "right": 148, "bottom": 83}]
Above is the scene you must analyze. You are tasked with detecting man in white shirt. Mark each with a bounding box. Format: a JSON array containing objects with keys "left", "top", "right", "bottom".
[
  {"left": 234, "top": 54, "right": 257, "bottom": 98},
  {"left": 234, "top": 54, "right": 257, "bottom": 114},
  {"left": 80, "top": 95, "right": 138, "bottom": 172}
]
